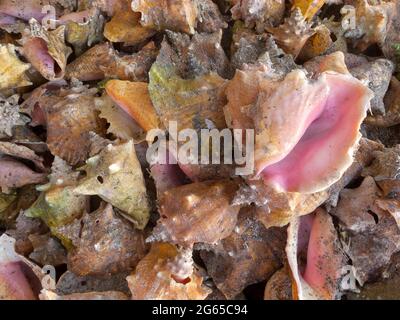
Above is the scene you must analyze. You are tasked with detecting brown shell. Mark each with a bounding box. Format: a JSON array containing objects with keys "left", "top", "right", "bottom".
[
  {"left": 149, "top": 180, "right": 240, "bottom": 246},
  {"left": 127, "top": 243, "right": 210, "bottom": 300},
  {"left": 67, "top": 203, "right": 148, "bottom": 276},
  {"left": 199, "top": 206, "right": 286, "bottom": 299},
  {"left": 131, "top": 0, "right": 198, "bottom": 34},
  {"left": 44, "top": 89, "right": 106, "bottom": 165},
  {"left": 266, "top": 8, "right": 315, "bottom": 58}
]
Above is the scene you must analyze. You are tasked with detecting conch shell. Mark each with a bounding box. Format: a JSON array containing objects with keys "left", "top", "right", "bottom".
[
  {"left": 22, "top": 19, "right": 72, "bottom": 80},
  {"left": 148, "top": 180, "right": 240, "bottom": 246},
  {"left": 225, "top": 52, "right": 373, "bottom": 193},
  {"left": 0, "top": 44, "right": 31, "bottom": 90},
  {"left": 126, "top": 243, "right": 210, "bottom": 300},
  {"left": 286, "top": 209, "right": 345, "bottom": 300},
  {"left": 131, "top": 0, "right": 198, "bottom": 34}
]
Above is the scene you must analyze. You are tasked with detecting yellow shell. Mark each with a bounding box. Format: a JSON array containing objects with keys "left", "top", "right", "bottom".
[{"left": 0, "top": 44, "right": 31, "bottom": 90}]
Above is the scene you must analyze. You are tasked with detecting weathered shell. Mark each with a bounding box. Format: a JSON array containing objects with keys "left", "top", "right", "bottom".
[
  {"left": 67, "top": 203, "right": 148, "bottom": 276},
  {"left": 0, "top": 44, "right": 31, "bottom": 90},
  {"left": 149, "top": 179, "right": 240, "bottom": 246},
  {"left": 131, "top": 0, "right": 198, "bottom": 34},
  {"left": 105, "top": 80, "right": 160, "bottom": 132},
  {"left": 73, "top": 141, "right": 151, "bottom": 229},
  {"left": 126, "top": 243, "right": 210, "bottom": 300}
]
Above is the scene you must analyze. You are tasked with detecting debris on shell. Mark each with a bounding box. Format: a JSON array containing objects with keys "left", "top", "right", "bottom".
[
  {"left": 55, "top": 270, "right": 131, "bottom": 295},
  {"left": 326, "top": 137, "right": 384, "bottom": 208},
  {"left": 230, "top": 26, "right": 270, "bottom": 70},
  {"left": 131, "top": 0, "right": 198, "bottom": 34},
  {"left": 0, "top": 44, "right": 31, "bottom": 90},
  {"left": 161, "top": 30, "right": 232, "bottom": 79},
  {"left": 199, "top": 206, "right": 286, "bottom": 299},
  {"left": 382, "top": 0, "right": 400, "bottom": 60},
  {"left": 196, "top": 0, "right": 227, "bottom": 33},
  {"left": 67, "top": 203, "right": 147, "bottom": 276},
  {"left": 233, "top": 180, "right": 328, "bottom": 228},
  {"left": 149, "top": 180, "right": 240, "bottom": 246},
  {"left": 126, "top": 243, "right": 210, "bottom": 300},
  {"left": 105, "top": 80, "right": 160, "bottom": 132},
  {"left": 73, "top": 140, "right": 151, "bottom": 229}
]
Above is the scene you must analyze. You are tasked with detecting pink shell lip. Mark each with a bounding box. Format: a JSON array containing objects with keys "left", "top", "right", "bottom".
[
  {"left": 254, "top": 70, "right": 373, "bottom": 194},
  {"left": 0, "top": 2, "right": 45, "bottom": 22}
]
